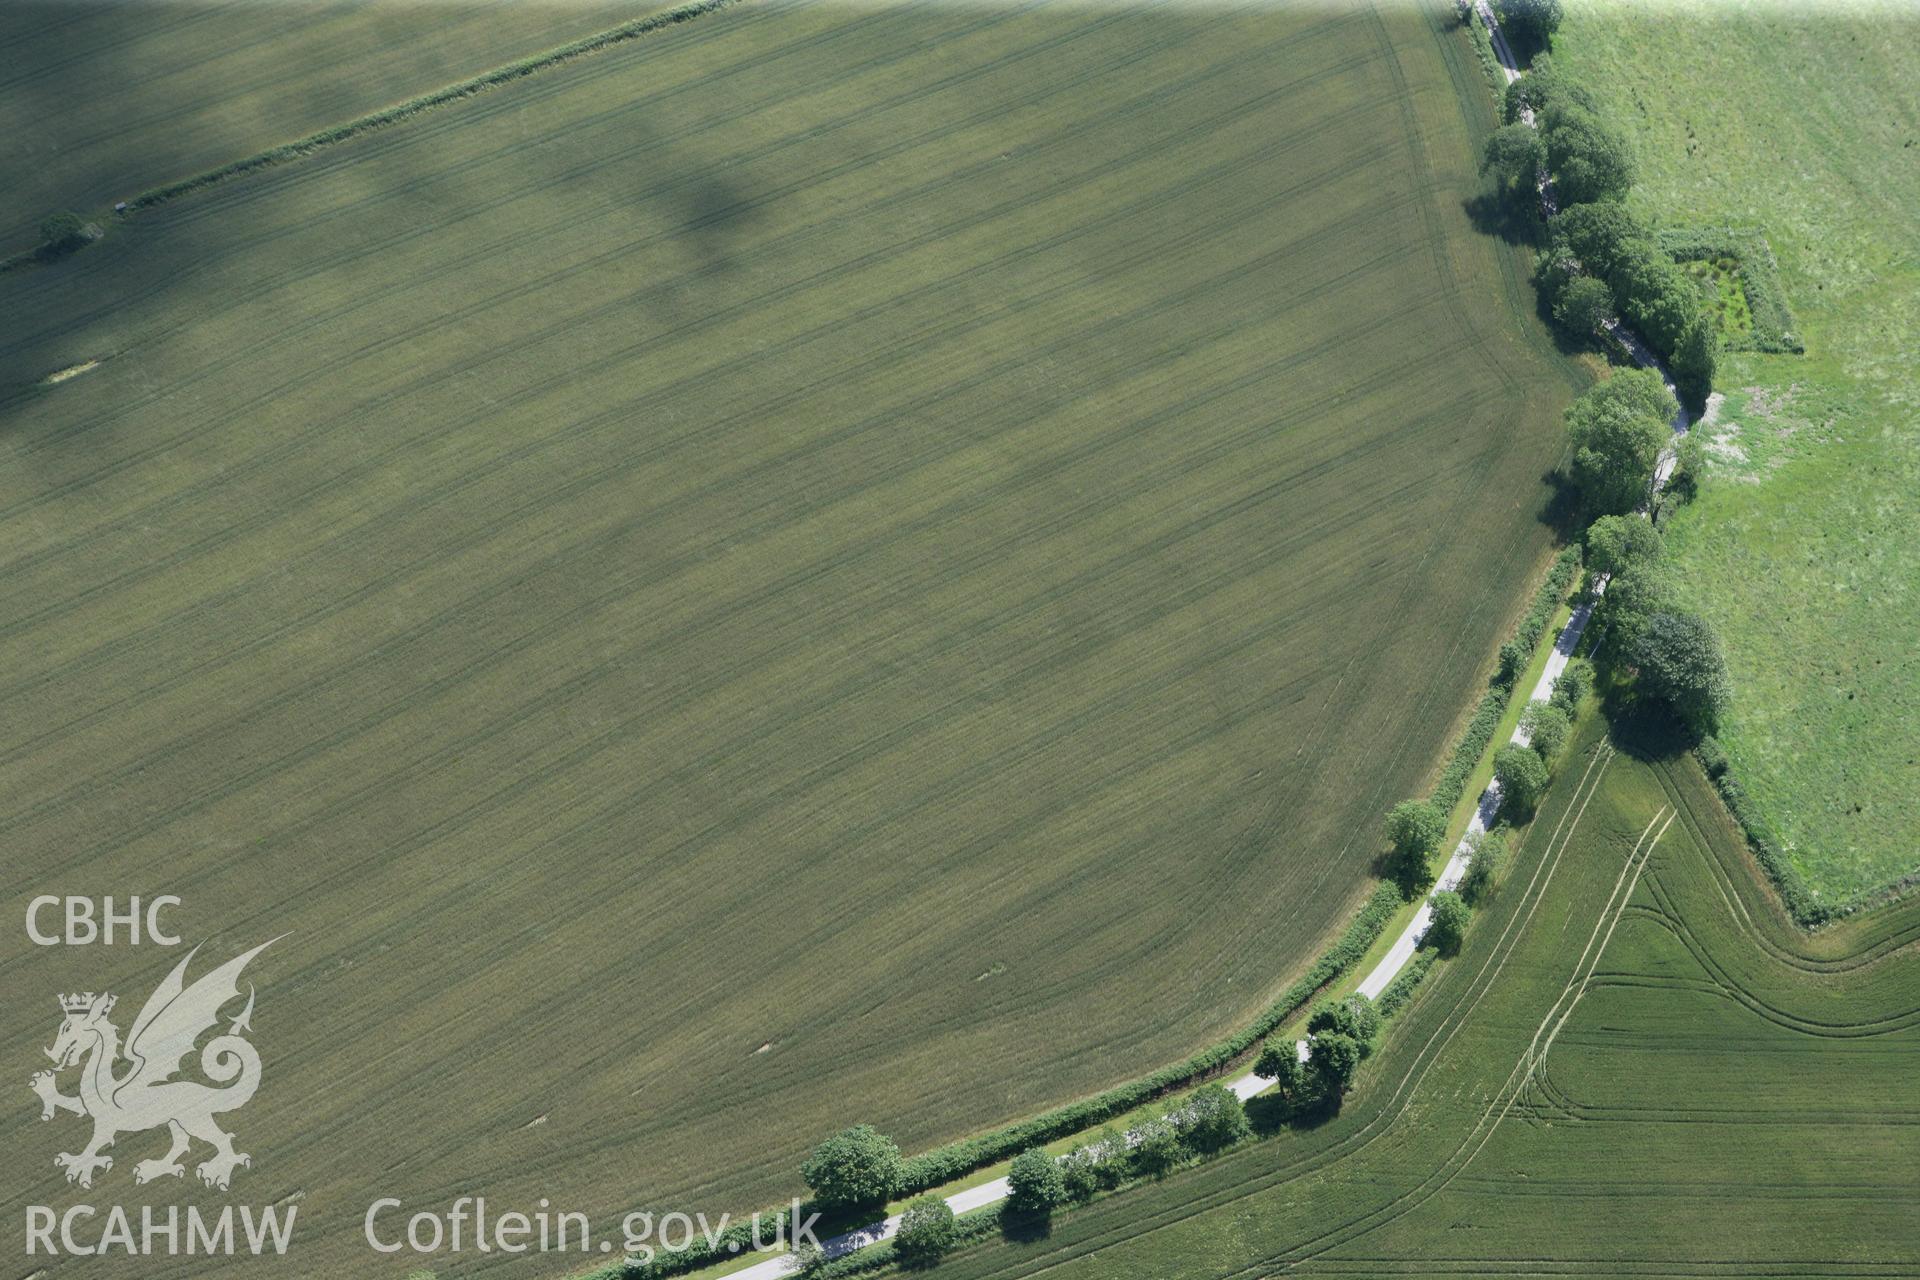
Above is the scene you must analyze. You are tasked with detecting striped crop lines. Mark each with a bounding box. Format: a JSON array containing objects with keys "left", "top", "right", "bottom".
[
  {"left": 0, "top": 3, "right": 1585, "bottom": 1248},
  {"left": 0, "top": 176, "right": 1437, "bottom": 831}
]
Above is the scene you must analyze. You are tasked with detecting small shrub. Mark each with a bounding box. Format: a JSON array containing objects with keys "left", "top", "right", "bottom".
[
  {"left": 801, "top": 1125, "right": 902, "bottom": 1211},
  {"left": 1179, "top": 1082, "right": 1250, "bottom": 1154},
  {"left": 1666, "top": 431, "right": 1710, "bottom": 503},
  {"left": 1306, "top": 1032, "right": 1364, "bottom": 1099},
  {"left": 1550, "top": 656, "right": 1595, "bottom": 714},
  {"left": 1005, "top": 1148, "right": 1065, "bottom": 1216},
  {"left": 37, "top": 210, "right": 90, "bottom": 258},
  {"left": 1375, "top": 948, "right": 1438, "bottom": 1019},
  {"left": 893, "top": 1196, "right": 955, "bottom": 1269},
  {"left": 1494, "top": 743, "right": 1550, "bottom": 816},
  {"left": 1521, "top": 701, "right": 1571, "bottom": 763},
  {"left": 1058, "top": 1144, "right": 1102, "bottom": 1202},
  {"left": 1695, "top": 734, "right": 1731, "bottom": 779},
  {"left": 1423, "top": 891, "right": 1471, "bottom": 956},
  {"left": 1129, "top": 1116, "right": 1183, "bottom": 1178},
  {"left": 1459, "top": 828, "right": 1510, "bottom": 906}
]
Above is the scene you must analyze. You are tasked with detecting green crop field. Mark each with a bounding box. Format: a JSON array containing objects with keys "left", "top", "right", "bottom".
[
  {"left": 1552, "top": 4, "right": 1920, "bottom": 907},
  {"left": 0, "top": 3, "right": 1578, "bottom": 1274},
  {"left": 933, "top": 714, "right": 1920, "bottom": 1278},
  {"left": 0, "top": 0, "right": 637, "bottom": 246}
]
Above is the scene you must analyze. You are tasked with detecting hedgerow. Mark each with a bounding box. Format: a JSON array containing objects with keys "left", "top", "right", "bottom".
[
  {"left": 125, "top": 0, "right": 737, "bottom": 213},
  {"left": 1373, "top": 948, "right": 1437, "bottom": 1020},
  {"left": 893, "top": 881, "right": 1401, "bottom": 1192},
  {"left": 1429, "top": 545, "right": 1583, "bottom": 812},
  {"left": 1694, "top": 737, "right": 1831, "bottom": 927}
]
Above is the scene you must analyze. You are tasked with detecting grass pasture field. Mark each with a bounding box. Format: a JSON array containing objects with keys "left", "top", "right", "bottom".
[
  {"left": 1551, "top": 4, "right": 1920, "bottom": 908},
  {"left": 932, "top": 715, "right": 1920, "bottom": 1279},
  {"left": 0, "top": 2, "right": 1578, "bottom": 1274},
  {"left": 0, "top": 0, "right": 638, "bottom": 246}
]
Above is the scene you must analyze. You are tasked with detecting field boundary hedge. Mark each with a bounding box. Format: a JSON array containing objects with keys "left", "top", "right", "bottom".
[
  {"left": 893, "top": 880, "right": 1403, "bottom": 1192},
  {"left": 1693, "top": 737, "right": 1919, "bottom": 926},
  {"left": 1656, "top": 226, "right": 1803, "bottom": 353},
  {"left": 2, "top": 0, "right": 727, "bottom": 240},
  {"left": 1372, "top": 947, "right": 1438, "bottom": 1020}
]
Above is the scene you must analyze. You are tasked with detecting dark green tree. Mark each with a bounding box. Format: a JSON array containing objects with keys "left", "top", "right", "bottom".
[
  {"left": 1542, "top": 103, "right": 1635, "bottom": 205},
  {"left": 1494, "top": 742, "right": 1551, "bottom": 815},
  {"left": 894, "top": 1196, "right": 956, "bottom": 1269},
  {"left": 1498, "top": 637, "right": 1534, "bottom": 686},
  {"left": 1670, "top": 312, "right": 1719, "bottom": 410},
  {"left": 1307, "top": 993, "right": 1380, "bottom": 1049},
  {"left": 1565, "top": 369, "right": 1677, "bottom": 515},
  {"left": 1632, "top": 610, "right": 1732, "bottom": 735},
  {"left": 800, "top": 1124, "right": 902, "bottom": 1210},
  {"left": 1384, "top": 798, "right": 1446, "bottom": 888},
  {"left": 1496, "top": 0, "right": 1563, "bottom": 50},
  {"left": 1482, "top": 123, "right": 1546, "bottom": 199},
  {"left": 1552, "top": 274, "right": 1613, "bottom": 338},
  {"left": 1254, "top": 1038, "right": 1304, "bottom": 1096},
  {"left": 1424, "top": 891, "right": 1471, "bottom": 956},
  {"left": 1307, "top": 1032, "right": 1364, "bottom": 1099},
  {"left": 1006, "top": 1147, "right": 1066, "bottom": 1215},
  {"left": 1608, "top": 245, "right": 1697, "bottom": 353},
  {"left": 1584, "top": 514, "right": 1664, "bottom": 577},
  {"left": 37, "top": 211, "right": 89, "bottom": 258},
  {"left": 1554, "top": 202, "right": 1648, "bottom": 280},
  {"left": 1598, "top": 559, "right": 1677, "bottom": 658},
  {"left": 1503, "top": 54, "right": 1596, "bottom": 124}
]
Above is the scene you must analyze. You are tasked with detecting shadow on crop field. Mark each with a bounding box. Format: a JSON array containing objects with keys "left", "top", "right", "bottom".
[
  {"left": 1602, "top": 695, "right": 1697, "bottom": 762},
  {"left": 666, "top": 166, "right": 770, "bottom": 279},
  {"left": 1532, "top": 468, "right": 1583, "bottom": 541},
  {"left": 1460, "top": 190, "right": 1543, "bottom": 251},
  {"left": 999, "top": 1212, "right": 1053, "bottom": 1246},
  {"left": 0, "top": 4, "right": 136, "bottom": 245}
]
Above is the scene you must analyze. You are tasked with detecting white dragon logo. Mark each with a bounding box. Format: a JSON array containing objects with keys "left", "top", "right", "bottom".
[{"left": 29, "top": 939, "right": 275, "bottom": 1191}]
